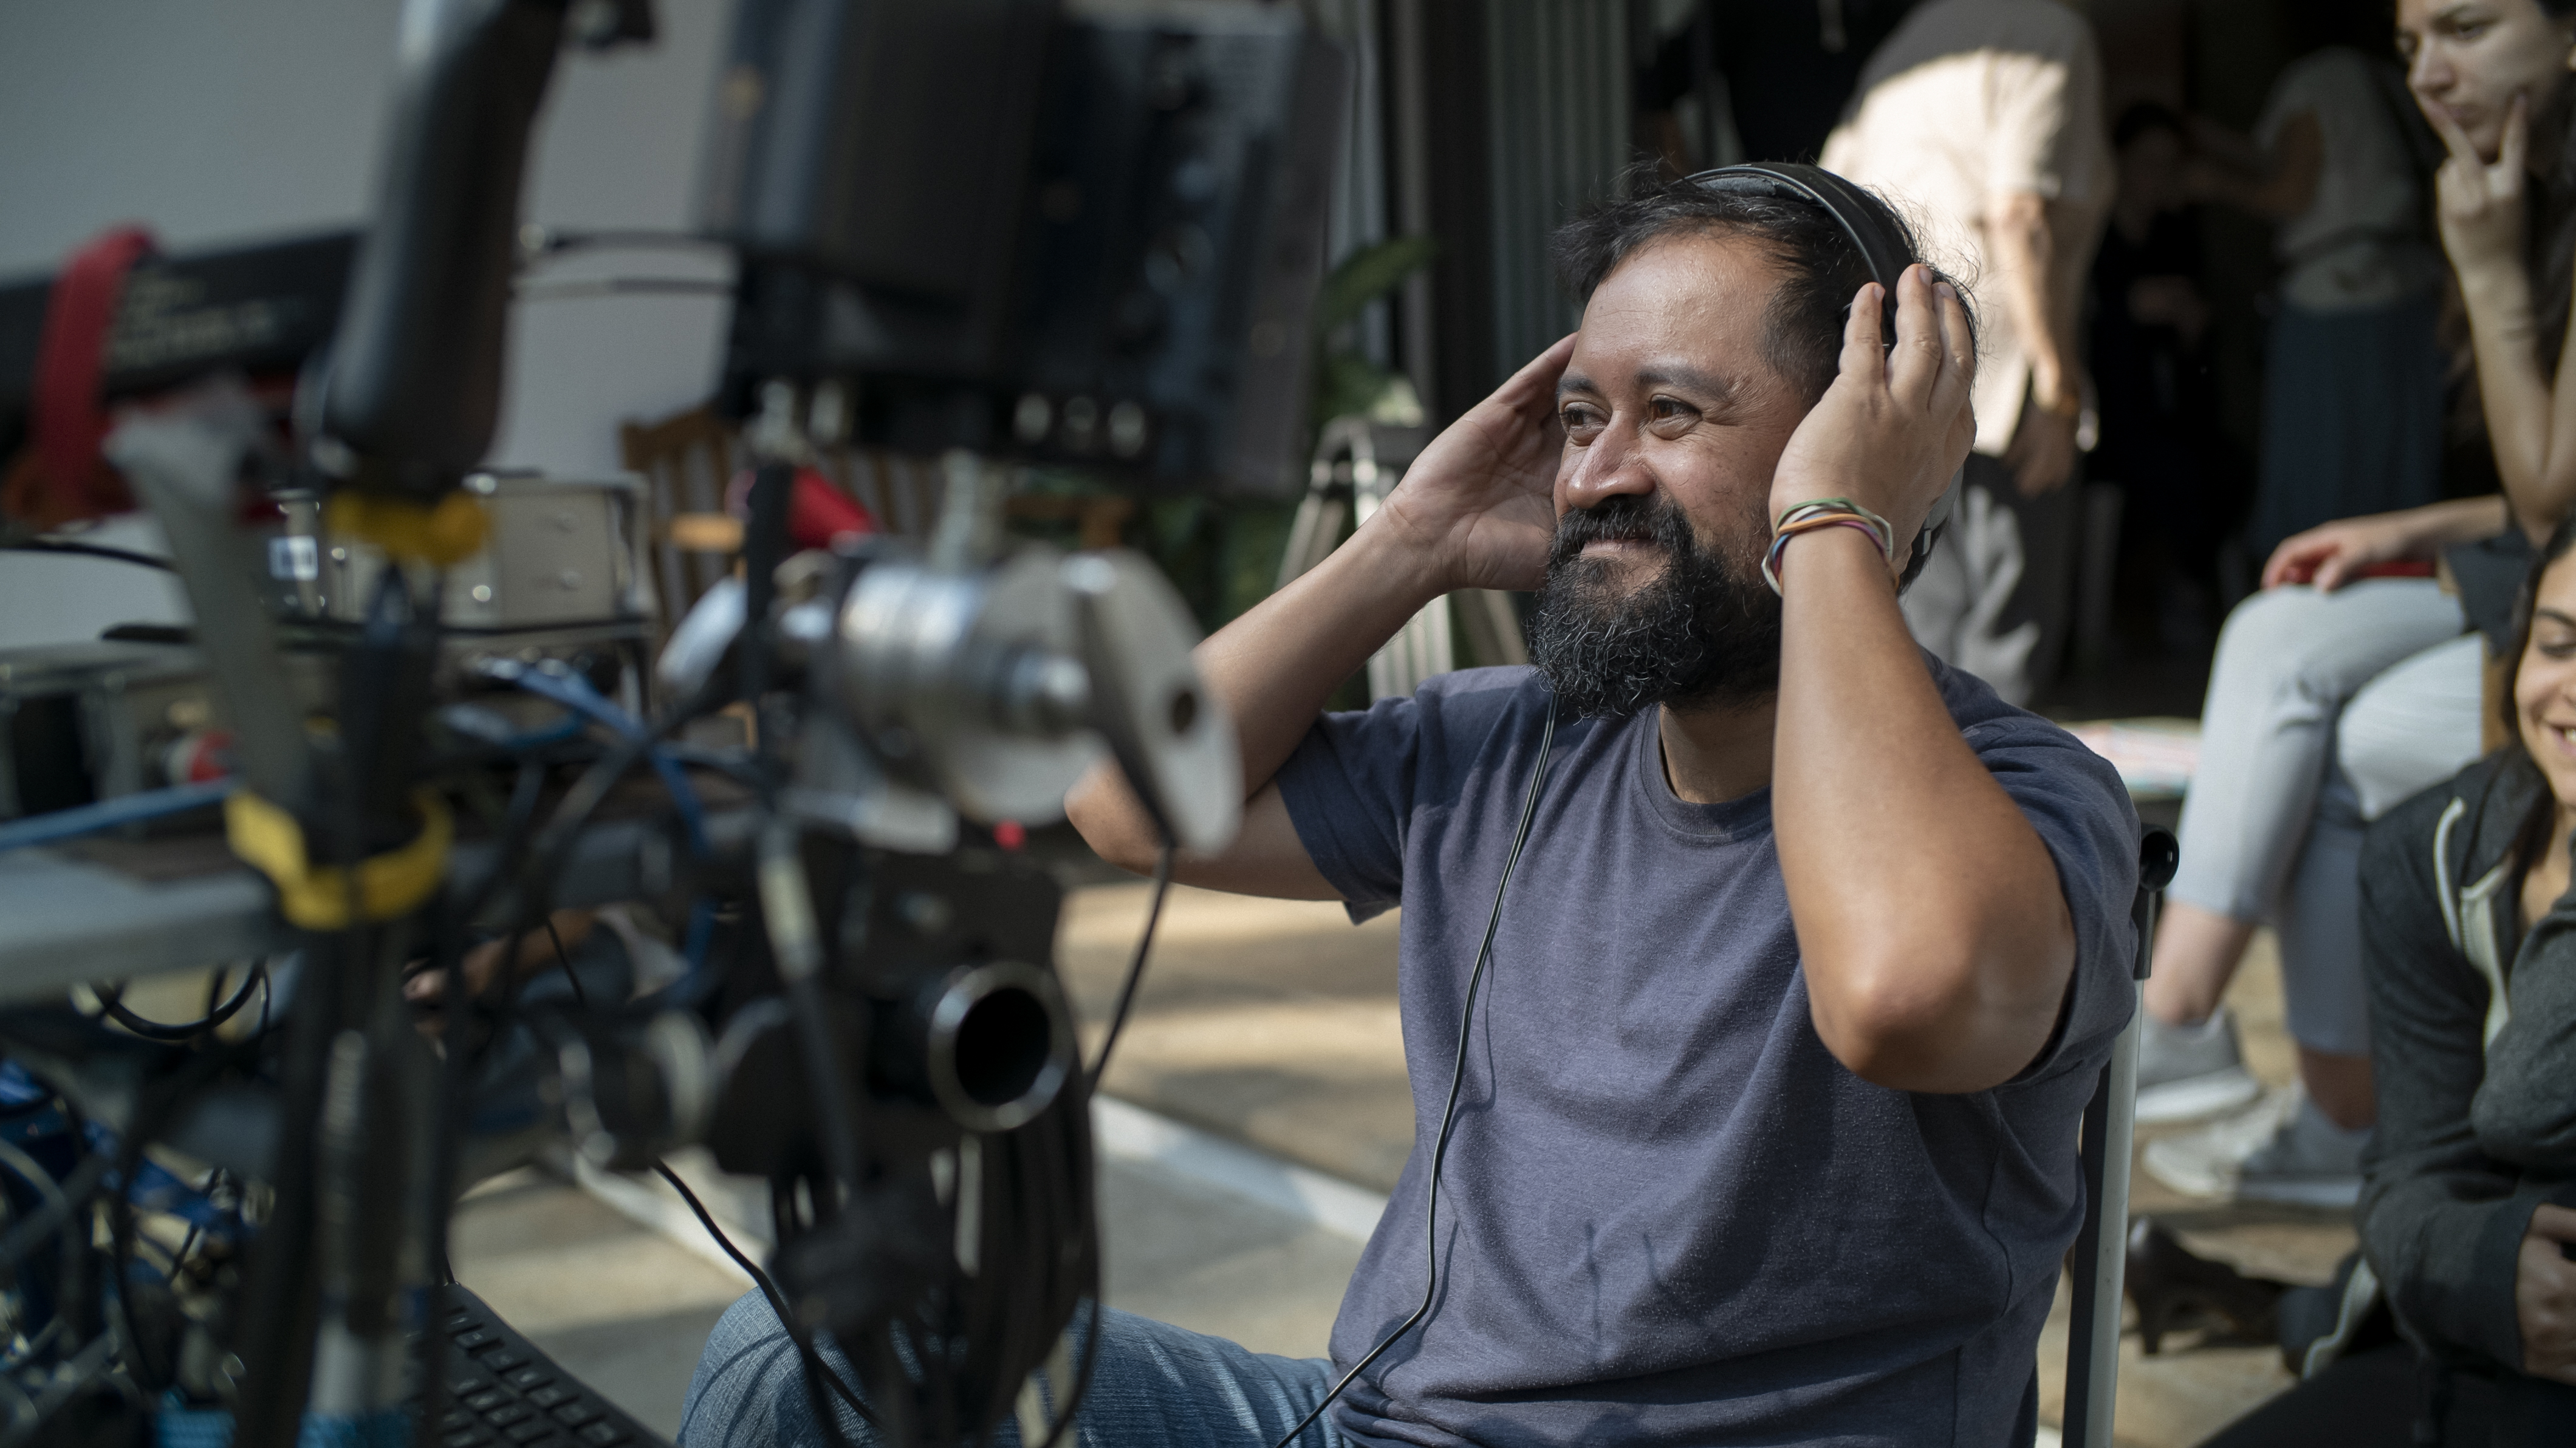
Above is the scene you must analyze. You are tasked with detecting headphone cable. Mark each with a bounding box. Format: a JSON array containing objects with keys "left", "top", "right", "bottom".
[{"left": 1268, "top": 700, "right": 1558, "bottom": 1448}]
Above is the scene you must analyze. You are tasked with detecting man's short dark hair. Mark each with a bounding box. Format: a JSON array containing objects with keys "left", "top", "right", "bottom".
[{"left": 1550, "top": 163, "right": 1973, "bottom": 405}]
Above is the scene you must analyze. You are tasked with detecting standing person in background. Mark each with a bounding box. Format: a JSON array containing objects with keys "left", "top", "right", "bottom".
[
  {"left": 1822, "top": 0, "right": 2111, "bottom": 705},
  {"left": 2185, "top": 34, "right": 2447, "bottom": 556},
  {"left": 1704, "top": 0, "right": 1920, "bottom": 165},
  {"left": 2088, "top": 101, "right": 2235, "bottom": 654}
]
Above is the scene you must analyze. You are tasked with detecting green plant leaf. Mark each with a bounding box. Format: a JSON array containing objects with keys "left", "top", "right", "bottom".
[{"left": 1315, "top": 235, "right": 1439, "bottom": 338}]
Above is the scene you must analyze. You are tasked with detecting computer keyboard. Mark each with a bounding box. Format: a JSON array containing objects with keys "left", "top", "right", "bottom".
[{"left": 422, "top": 1286, "right": 677, "bottom": 1448}]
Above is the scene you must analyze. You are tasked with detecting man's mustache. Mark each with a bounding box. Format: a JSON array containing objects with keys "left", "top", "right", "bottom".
[{"left": 1549, "top": 495, "right": 1688, "bottom": 567}]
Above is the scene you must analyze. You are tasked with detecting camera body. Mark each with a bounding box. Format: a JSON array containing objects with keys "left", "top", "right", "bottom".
[{"left": 704, "top": 0, "right": 1345, "bottom": 494}]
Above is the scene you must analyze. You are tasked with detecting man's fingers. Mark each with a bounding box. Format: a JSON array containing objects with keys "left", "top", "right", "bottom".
[
  {"left": 1840, "top": 281, "right": 1888, "bottom": 391},
  {"left": 1928, "top": 276, "right": 1975, "bottom": 417},
  {"left": 1498, "top": 332, "right": 1580, "bottom": 412},
  {"left": 1886, "top": 264, "right": 1948, "bottom": 405}
]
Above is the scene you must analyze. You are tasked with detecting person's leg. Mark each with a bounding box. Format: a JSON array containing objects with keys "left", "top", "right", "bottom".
[
  {"left": 2149, "top": 581, "right": 2467, "bottom": 1026},
  {"left": 2279, "top": 633, "right": 2484, "bottom": 1125},
  {"left": 681, "top": 1293, "right": 1345, "bottom": 1448},
  {"left": 1902, "top": 458, "right": 2038, "bottom": 701},
  {"left": 2191, "top": 1342, "right": 2425, "bottom": 1448},
  {"left": 1995, "top": 463, "right": 2084, "bottom": 702},
  {"left": 2272, "top": 767, "right": 2379, "bottom": 1131},
  {"left": 2144, "top": 904, "right": 2259, "bottom": 1028}
]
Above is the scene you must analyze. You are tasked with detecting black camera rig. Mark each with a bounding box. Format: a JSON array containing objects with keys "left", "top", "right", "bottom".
[{"left": 0, "top": 2, "right": 1343, "bottom": 1446}]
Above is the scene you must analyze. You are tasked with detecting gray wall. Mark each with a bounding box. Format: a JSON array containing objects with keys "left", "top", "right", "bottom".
[{"left": 0, "top": 0, "right": 733, "bottom": 646}]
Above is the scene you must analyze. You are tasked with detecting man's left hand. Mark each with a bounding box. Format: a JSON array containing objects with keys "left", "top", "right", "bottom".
[{"left": 1768, "top": 263, "right": 1977, "bottom": 572}]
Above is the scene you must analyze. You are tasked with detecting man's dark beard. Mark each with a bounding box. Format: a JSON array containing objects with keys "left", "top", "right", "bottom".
[{"left": 1525, "top": 493, "right": 1780, "bottom": 718}]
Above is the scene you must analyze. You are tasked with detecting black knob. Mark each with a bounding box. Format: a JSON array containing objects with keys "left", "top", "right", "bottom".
[{"left": 2139, "top": 827, "right": 2179, "bottom": 893}]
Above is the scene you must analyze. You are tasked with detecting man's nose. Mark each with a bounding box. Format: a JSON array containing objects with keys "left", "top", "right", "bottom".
[{"left": 1559, "top": 419, "right": 1657, "bottom": 511}]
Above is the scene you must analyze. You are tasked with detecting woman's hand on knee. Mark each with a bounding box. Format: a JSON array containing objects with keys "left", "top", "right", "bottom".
[{"left": 2261, "top": 515, "right": 2417, "bottom": 592}]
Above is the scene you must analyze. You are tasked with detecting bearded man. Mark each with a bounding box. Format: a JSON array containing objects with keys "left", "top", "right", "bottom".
[{"left": 686, "top": 169, "right": 2140, "bottom": 1447}]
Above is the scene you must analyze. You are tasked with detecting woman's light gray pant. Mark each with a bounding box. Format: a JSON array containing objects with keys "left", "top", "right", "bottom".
[{"left": 2170, "top": 579, "right": 2482, "bottom": 1056}]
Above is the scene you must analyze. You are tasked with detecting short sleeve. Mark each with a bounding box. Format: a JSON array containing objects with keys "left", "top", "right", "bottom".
[
  {"left": 1983, "top": 29, "right": 2108, "bottom": 207},
  {"left": 1964, "top": 711, "right": 2143, "bottom": 1082},
  {"left": 1272, "top": 668, "right": 1537, "bottom": 924},
  {"left": 1273, "top": 692, "right": 1426, "bottom": 922},
  {"left": 1984, "top": 51, "right": 2074, "bottom": 199}
]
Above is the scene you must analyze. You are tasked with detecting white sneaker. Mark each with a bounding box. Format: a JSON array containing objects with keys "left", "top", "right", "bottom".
[
  {"left": 2142, "top": 1089, "right": 2369, "bottom": 1209},
  {"left": 2132, "top": 1008, "right": 2263, "bottom": 1124}
]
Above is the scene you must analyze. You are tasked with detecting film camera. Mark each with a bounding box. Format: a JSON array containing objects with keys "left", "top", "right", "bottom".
[{"left": 0, "top": 2, "right": 1344, "bottom": 1446}]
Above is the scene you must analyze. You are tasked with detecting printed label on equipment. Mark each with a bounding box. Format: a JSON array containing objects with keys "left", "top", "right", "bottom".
[{"left": 269, "top": 535, "right": 319, "bottom": 581}]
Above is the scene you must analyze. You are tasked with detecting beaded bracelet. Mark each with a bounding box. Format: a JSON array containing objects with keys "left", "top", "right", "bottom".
[{"left": 1761, "top": 499, "right": 1895, "bottom": 595}]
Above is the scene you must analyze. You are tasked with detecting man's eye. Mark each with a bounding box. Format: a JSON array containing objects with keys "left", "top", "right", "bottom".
[{"left": 1561, "top": 406, "right": 1603, "bottom": 434}]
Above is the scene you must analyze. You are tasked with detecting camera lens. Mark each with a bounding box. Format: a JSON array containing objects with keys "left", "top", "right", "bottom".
[{"left": 922, "top": 961, "right": 1074, "bottom": 1133}]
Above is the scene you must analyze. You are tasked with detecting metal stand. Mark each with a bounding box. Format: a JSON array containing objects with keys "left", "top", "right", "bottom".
[
  {"left": 1280, "top": 417, "right": 1525, "bottom": 698},
  {"left": 2061, "top": 825, "right": 2178, "bottom": 1448}
]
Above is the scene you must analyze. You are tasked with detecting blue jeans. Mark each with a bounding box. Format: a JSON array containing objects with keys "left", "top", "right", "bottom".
[{"left": 680, "top": 1293, "right": 1351, "bottom": 1448}]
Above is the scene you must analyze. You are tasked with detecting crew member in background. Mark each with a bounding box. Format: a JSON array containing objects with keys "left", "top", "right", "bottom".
[
  {"left": 2184, "top": 36, "right": 2447, "bottom": 556},
  {"left": 1821, "top": 0, "right": 2112, "bottom": 705}
]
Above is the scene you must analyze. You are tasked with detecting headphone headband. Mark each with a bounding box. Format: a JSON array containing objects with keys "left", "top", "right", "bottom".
[
  {"left": 1679, "top": 162, "right": 1956, "bottom": 583},
  {"left": 1684, "top": 163, "right": 1913, "bottom": 343}
]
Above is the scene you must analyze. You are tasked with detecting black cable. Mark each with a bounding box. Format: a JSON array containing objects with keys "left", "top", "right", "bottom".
[
  {"left": 1086, "top": 844, "right": 1173, "bottom": 1090},
  {"left": 415, "top": 681, "right": 728, "bottom": 1443},
  {"left": 1269, "top": 703, "right": 1560, "bottom": 1448},
  {"left": 88, "top": 963, "right": 269, "bottom": 1041},
  {"left": 4, "top": 539, "right": 177, "bottom": 572},
  {"left": 542, "top": 917, "right": 589, "bottom": 1011},
  {"left": 651, "top": 1162, "right": 882, "bottom": 1435}
]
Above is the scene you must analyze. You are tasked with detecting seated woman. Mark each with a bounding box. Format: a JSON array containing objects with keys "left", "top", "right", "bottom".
[
  {"left": 2137, "top": 0, "right": 2576, "bottom": 1208},
  {"left": 2188, "top": 513, "right": 2576, "bottom": 1447}
]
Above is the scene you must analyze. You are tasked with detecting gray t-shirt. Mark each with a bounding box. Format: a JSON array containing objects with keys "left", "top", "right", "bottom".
[{"left": 1275, "top": 661, "right": 2140, "bottom": 1447}]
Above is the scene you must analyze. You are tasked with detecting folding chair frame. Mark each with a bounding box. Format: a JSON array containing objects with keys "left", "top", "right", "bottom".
[{"left": 2061, "top": 825, "right": 2179, "bottom": 1448}]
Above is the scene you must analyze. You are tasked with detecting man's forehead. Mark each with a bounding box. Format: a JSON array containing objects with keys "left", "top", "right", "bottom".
[{"left": 1564, "top": 233, "right": 1780, "bottom": 394}]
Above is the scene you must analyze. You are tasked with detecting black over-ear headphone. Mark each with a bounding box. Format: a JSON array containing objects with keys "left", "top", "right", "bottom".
[{"left": 1683, "top": 162, "right": 1963, "bottom": 583}]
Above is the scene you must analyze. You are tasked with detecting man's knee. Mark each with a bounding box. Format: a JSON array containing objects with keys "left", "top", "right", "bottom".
[{"left": 683, "top": 1293, "right": 827, "bottom": 1448}]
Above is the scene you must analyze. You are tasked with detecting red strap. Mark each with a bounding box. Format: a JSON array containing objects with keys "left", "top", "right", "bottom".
[
  {"left": 789, "top": 466, "right": 877, "bottom": 549},
  {"left": 2351, "top": 560, "right": 2437, "bottom": 581},
  {"left": 728, "top": 465, "right": 880, "bottom": 550},
  {"left": 28, "top": 226, "right": 156, "bottom": 521}
]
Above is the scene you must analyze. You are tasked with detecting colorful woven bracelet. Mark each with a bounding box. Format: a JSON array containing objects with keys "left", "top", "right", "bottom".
[
  {"left": 1771, "top": 497, "right": 1896, "bottom": 562},
  {"left": 1761, "top": 516, "right": 1891, "bottom": 594}
]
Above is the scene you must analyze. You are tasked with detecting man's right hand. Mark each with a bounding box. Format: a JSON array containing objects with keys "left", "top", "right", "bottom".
[
  {"left": 2518, "top": 1204, "right": 2576, "bottom": 1385},
  {"left": 1374, "top": 333, "right": 1575, "bottom": 593},
  {"left": 1068, "top": 335, "right": 1579, "bottom": 895}
]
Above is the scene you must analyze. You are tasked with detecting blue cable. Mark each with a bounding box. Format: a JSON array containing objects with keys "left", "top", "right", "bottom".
[
  {"left": 0, "top": 779, "right": 235, "bottom": 855},
  {"left": 484, "top": 660, "right": 711, "bottom": 858},
  {"left": 486, "top": 660, "right": 724, "bottom": 982}
]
